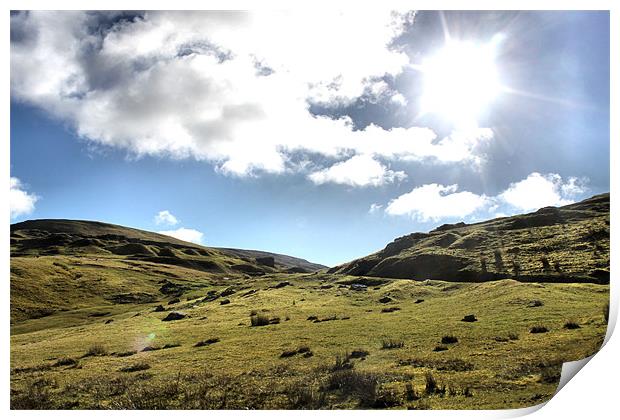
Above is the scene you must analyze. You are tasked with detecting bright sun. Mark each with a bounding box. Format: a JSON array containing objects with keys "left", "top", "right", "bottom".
[{"left": 419, "top": 37, "right": 503, "bottom": 127}]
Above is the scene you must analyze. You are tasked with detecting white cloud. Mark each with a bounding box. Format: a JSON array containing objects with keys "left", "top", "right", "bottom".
[
  {"left": 499, "top": 172, "right": 586, "bottom": 211},
  {"left": 154, "top": 210, "right": 179, "bottom": 226},
  {"left": 369, "top": 203, "right": 383, "bottom": 214},
  {"left": 385, "top": 184, "right": 489, "bottom": 222},
  {"left": 10, "top": 177, "right": 39, "bottom": 219},
  {"left": 382, "top": 172, "right": 589, "bottom": 223},
  {"left": 308, "top": 155, "right": 406, "bottom": 187},
  {"left": 10, "top": 11, "right": 492, "bottom": 178},
  {"left": 157, "top": 227, "right": 204, "bottom": 244}
]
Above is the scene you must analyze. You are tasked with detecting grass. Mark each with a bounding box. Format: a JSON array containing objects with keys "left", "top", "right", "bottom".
[
  {"left": 119, "top": 362, "right": 151, "bottom": 373},
  {"left": 10, "top": 258, "right": 609, "bottom": 409}
]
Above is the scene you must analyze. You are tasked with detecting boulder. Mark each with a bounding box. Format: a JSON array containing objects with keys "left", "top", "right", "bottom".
[
  {"left": 461, "top": 314, "right": 478, "bottom": 322},
  {"left": 162, "top": 311, "right": 187, "bottom": 322}
]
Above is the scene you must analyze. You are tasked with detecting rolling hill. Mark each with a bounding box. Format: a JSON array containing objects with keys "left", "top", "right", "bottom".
[
  {"left": 10, "top": 219, "right": 325, "bottom": 322},
  {"left": 329, "top": 193, "right": 610, "bottom": 284}
]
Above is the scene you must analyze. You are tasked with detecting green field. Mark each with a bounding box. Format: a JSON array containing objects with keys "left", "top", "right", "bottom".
[{"left": 11, "top": 259, "right": 608, "bottom": 409}]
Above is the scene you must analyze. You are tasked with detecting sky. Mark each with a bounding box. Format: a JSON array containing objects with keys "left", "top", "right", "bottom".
[{"left": 9, "top": 10, "right": 610, "bottom": 266}]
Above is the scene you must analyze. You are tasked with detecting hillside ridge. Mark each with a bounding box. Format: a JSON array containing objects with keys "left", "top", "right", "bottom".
[{"left": 329, "top": 193, "right": 610, "bottom": 284}]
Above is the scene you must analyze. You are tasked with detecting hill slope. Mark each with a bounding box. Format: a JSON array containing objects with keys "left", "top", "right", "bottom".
[
  {"left": 11, "top": 219, "right": 325, "bottom": 272},
  {"left": 10, "top": 219, "right": 325, "bottom": 322},
  {"left": 329, "top": 194, "right": 610, "bottom": 284}
]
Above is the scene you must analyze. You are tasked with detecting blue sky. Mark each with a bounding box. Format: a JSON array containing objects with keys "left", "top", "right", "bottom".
[{"left": 10, "top": 11, "right": 609, "bottom": 266}]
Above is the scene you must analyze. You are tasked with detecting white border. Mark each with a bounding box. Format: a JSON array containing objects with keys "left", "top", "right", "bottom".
[{"left": 3, "top": 1, "right": 617, "bottom": 418}]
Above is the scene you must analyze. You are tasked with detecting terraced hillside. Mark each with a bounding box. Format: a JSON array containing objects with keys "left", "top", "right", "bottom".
[{"left": 330, "top": 194, "right": 610, "bottom": 284}]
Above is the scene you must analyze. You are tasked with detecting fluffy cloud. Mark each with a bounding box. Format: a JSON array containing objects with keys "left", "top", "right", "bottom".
[
  {"left": 10, "top": 11, "right": 491, "bottom": 179},
  {"left": 157, "top": 227, "right": 204, "bottom": 244},
  {"left": 308, "top": 155, "right": 406, "bottom": 187},
  {"left": 10, "top": 177, "right": 39, "bottom": 219},
  {"left": 384, "top": 172, "right": 588, "bottom": 222},
  {"left": 154, "top": 210, "right": 179, "bottom": 226},
  {"left": 499, "top": 172, "right": 587, "bottom": 211},
  {"left": 385, "top": 183, "right": 489, "bottom": 221}
]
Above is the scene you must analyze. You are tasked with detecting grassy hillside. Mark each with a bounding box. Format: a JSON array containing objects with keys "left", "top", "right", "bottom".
[
  {"left": 10, "top": 219, "right": 324, "bottom": 323},
  {"left": 10, "top": 196, "right": 610, "bottom": 409},
  {"left": 10, "top": 273, "right": 608, "bottom": 409},
  {"left": 330, "top": 194, "right": 610, "bottom": 284}
]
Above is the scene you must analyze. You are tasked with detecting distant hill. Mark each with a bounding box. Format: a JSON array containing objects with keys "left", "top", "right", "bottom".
[
  {"left": 329, "top": 193, "right": 610, "bottom": 284},
  {"left": 10, "top": 219, "right": 326, "bottom": 273},
  {"left": 10, "top": 219, "right": 326, "bottom": 322}
]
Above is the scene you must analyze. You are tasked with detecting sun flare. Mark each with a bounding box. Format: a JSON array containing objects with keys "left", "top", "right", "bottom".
[{"left": 419, "top": 37, "right": 503, "bottom": 127}]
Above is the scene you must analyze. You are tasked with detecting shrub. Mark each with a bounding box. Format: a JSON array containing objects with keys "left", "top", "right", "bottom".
[
  {"left": 508, "top": 332, "right": 520, "bottom": 341},
  {"left": 116, "top": 351, "right": 137, "bottom": 357},
  {"left": 331, "top": 353, "right": 354, "bottom": 371},
  {"left": 441, "top": 335, "right": 458, "bottom": 344},
  {"left": 280, "top": 350, "right": 298, "bottom": 358},
  {"left": 530, "top": 326, "right": 549, "bottom": 334},
  {"left": 119, "top": 362, "right": 151, "bottom": 373},
  {"left": 405, "top": 383, "right": 419, "bottom": 401},
  {"left": 461, "top": 314, "right": 477, "bottom": 322},
  {"left": 424, "top": 372, "right": 438, "bottom": 395},
  {"left": 512, "top": 260, "right": 521, "bottom": 278},
  {"left": 494, "top": 249, "right": 504, "bottom": 272},
  {"left": 195, "top": 338, "right": 220, "bottom": 347},
  {"left": 250, "top": 314, "right": 270, "bottom": 327},
  {"left": 53, "top": 357, "right": 78, "bottom": 367},
  {"left": 381, "top": 339, "right": 404, "bottom": 349},
  {"left": 527, "top": 300, "right": 544, "bottom": 307},
  {"left": 381, "top": 307, "right": 401, "bottom": 313},
  {"left": 84, "top": 344, "right": 108, "bottom": 357},
  {"left": 433, "top": 345, "right": 448, "bottom": 352},
  {"left": 285, "top": 381, "right": 326, "bottom": 409},
  {"left": 297, "top": 346, "right": 311, "bottom": 354},
  {"left": 10, "top": 377, "right": 56, "bottom": 409},
  {"left": 326, "top": 370, "right": 379, "bottom": 407},
  {"left": 349, "top": 349, "right": 369, "bottom": 359},
  {"left": 162, "top": 343, "right": 181, "bottom": 349},
  {"left": 141, "top": 346, "right": 161, "bottom": 352},
  {"left": 541, "top": 256, "right": 551, "bottom": 272},
  {"left": 563, "top": 321, "right": 581, "bottom": 330}
]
